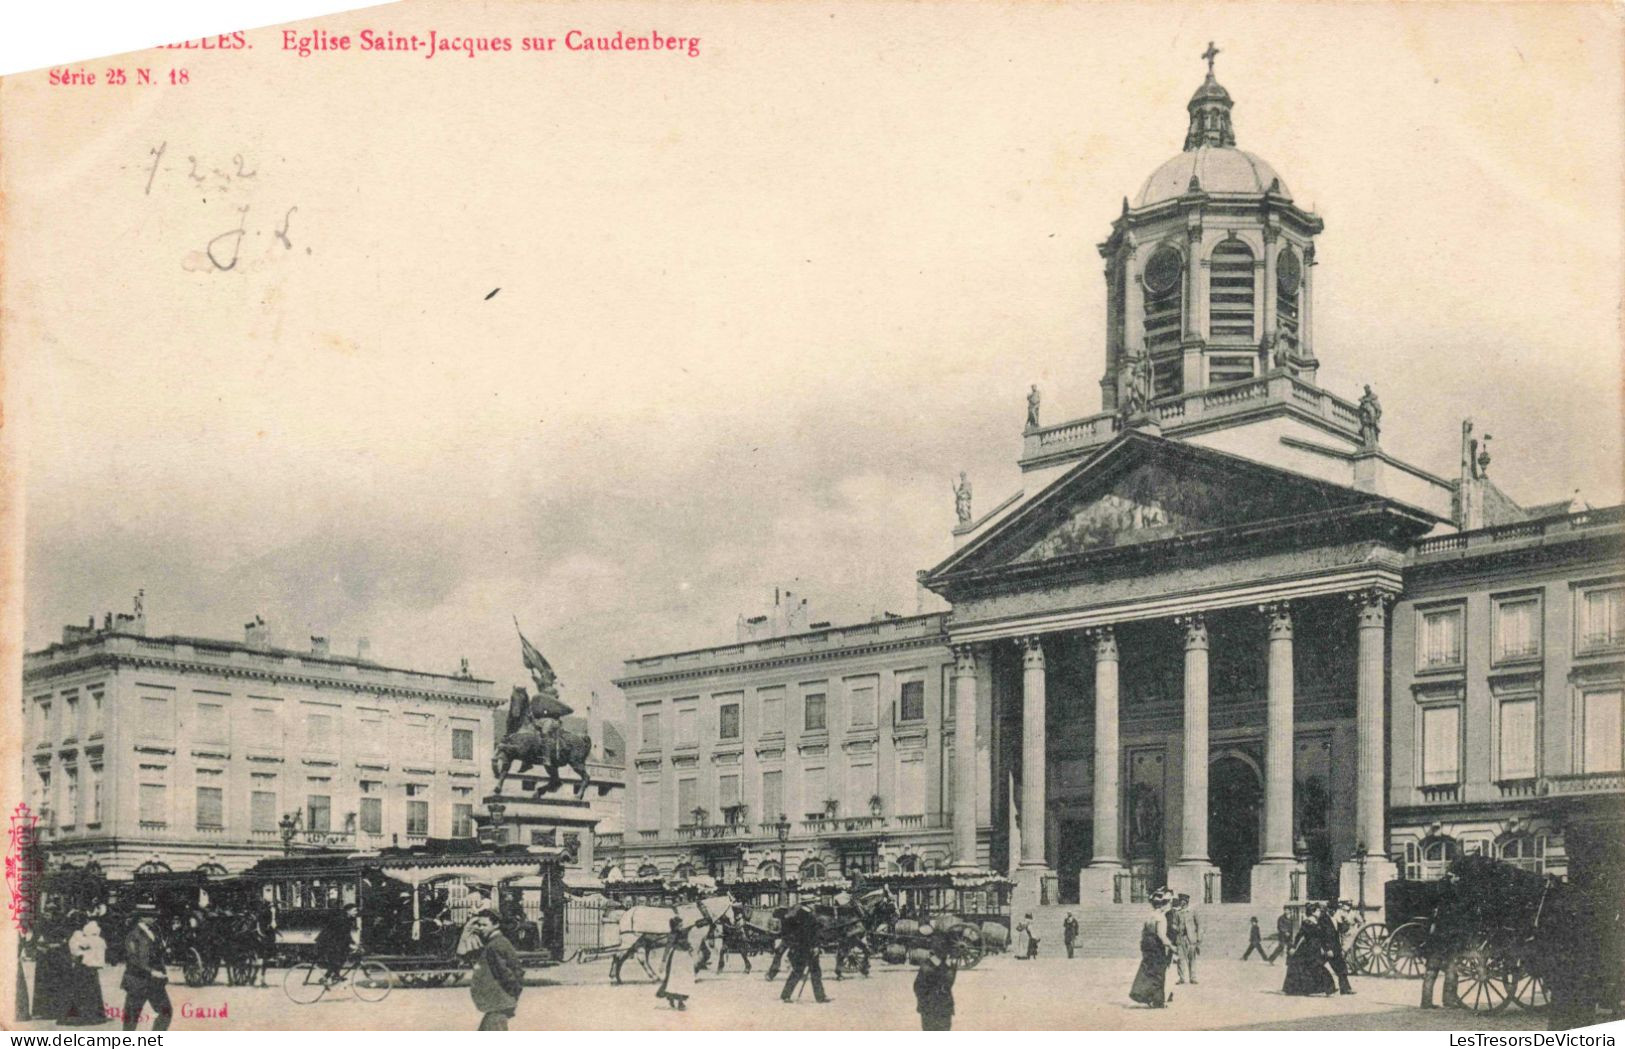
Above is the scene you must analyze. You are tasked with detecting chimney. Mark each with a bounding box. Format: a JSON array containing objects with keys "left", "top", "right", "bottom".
[
  {"left": 244, "top": 615, "right": 270, "bottom": 651},
  {"left": 310, "top": 636, "right": 330, "bottom": 658},
  {"left": 357, "top": 636, "right": 372, "bottom": 661}
]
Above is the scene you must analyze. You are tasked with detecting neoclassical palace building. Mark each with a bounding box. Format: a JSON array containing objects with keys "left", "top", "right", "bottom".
[{"left": 612, "top": 57, "right": 1623, "bottom": 916}]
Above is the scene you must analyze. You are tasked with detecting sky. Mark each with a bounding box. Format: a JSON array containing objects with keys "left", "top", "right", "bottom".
[{"left": 6, "top": 0, "right": 1622, "bottom": 728}]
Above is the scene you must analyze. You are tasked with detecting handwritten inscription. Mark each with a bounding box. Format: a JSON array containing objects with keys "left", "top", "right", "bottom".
[{"left": 138, "top": 144, "right": 307, "bottom": 274}]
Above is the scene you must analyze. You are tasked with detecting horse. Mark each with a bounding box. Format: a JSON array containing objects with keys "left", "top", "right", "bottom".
[
  {"left": 608, "top": 896, "right": 733, "bottom": 984},
  {"left": 493, "top": 686, "right": 593, "bottom": 799}
]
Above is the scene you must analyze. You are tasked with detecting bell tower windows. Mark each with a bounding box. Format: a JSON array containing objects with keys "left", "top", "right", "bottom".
[
  {"left": 1209, "top": 238, "right": 1256, "bottom": 341},
  {"left": 1275, "top": 245, "right": 1302, "bottom": 356},
  {"left": 1142, "top": 244, "right": 1184, "bottom": 355}
]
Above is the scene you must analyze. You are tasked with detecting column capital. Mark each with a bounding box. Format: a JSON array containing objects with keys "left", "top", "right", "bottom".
[
  {"left": 1260, "top": 600, "right": 1293, "bottom": 639},
  {"left": 1086, "top": 625, "right": 1118, "bottom": 661},
  {"left": 1176, "top": 612, "right": 1208, "bottom": 650},
  {"left": 951, "top": 643, "right": 978, "bottom": 674},
  {"left": 1018, "top": 635, "right": 1046, "bottom": 668},
  {"left": 1349, "top": 588, "right": 1395, "bottom": 627}
]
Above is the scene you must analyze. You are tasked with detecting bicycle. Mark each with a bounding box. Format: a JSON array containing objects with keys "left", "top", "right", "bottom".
[{"left": 282, "top": 954, "right": 394, "bottom": 1005}]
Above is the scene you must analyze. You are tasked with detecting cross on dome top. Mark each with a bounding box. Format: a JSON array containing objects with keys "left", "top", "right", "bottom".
[{"left": 1184, "top": 40, "right": 1237, "bottom": 150}]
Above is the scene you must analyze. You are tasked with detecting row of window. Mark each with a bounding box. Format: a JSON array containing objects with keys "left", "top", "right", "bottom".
[
  {"left": 640, "top": 677, "right": 929, "bottom": 751},
  {"left": 636, "top": 753, "right": 938, "bottom": 831},
  {"left": 1134, "top": 239, "right": 1304, "bottom": 359},
  {"left": 28, "top": 689, "right": 104, "bottom": 745},
  {"left": 1416, "top": 582, "right": 1623, "bottom": 672},
  {"left": 96, "top": 694, "right": 482, "bottom": 763},
  {"left": 1418, "top": 686, "right": 1623, "bottom": 787},
  {"left": 1400, "top": 834, "right": 1549, "bottom": 880}
]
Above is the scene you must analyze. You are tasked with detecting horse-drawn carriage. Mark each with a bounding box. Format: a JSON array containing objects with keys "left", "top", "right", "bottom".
[
  {"left": 1340, "top": 856, "right": 1568, "bottom": 1014},
  {"left": 241, "top": 839, "right": 569, "bottom": 989},
  {"left": 103, "top": 866, "right": 266, "bottom": 988}
]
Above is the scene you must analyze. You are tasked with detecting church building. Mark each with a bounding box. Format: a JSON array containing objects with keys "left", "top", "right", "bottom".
[{"left": 613, "top": 51, "right": 1623, "bottom": 920}]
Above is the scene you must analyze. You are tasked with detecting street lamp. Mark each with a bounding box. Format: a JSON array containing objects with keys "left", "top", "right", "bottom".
[
  {"left": 1354, "top": 840, "right": 1369, "bottom": 914},
  {"left": 775, "top": 815, "right": 791, "bottom": 906},
  {"left": 278, "top": 812, "right": 298, "bottom": 856}
]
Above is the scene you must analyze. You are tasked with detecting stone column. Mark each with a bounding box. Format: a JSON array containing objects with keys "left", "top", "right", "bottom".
[
  {"left": 1078, "top": 626, "right": 1125, "bottom": 904},
  {"left": 1252, "top": 601, "right": 1305, "bottom": 908},
  {"left": 1342, "top": 590, "right": 1398, "bottom": 910},
  {"left": 951, "top": 643, "right": 979, "bottom": 869},
  {"left": 1169, "top": 613, "right": 1220, "bottom": 903},
  {"left": 1014, "top": 636, "right": 1054, "bottom": 908}
]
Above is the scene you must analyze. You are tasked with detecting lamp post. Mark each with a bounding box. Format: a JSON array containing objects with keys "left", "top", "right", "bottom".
[
  {"left": 1355, "top": 840, "right": 1369, "bottom": 914},
  {"left": 278, "top": 812, "right": 298, "bottom": 856},
  {"left": 775, "top": 816, "right": 790, "bottom": 906}
]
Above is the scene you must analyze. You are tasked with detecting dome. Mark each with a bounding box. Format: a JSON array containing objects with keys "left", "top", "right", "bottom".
[{"left": 1134, "top": 146, "right": 1290, "bottom": 208}]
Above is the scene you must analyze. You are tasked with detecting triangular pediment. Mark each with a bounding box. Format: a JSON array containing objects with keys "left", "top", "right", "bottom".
[{"left": 928, "top": 431, "right": 1398, "bottom": 582}]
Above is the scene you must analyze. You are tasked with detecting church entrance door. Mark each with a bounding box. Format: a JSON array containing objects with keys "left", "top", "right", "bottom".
[
  {"left": 1056, "top": 817, "right": 1089, "bottom": 904},
  {"left": 1209, "top": 755, "right": 1262, "bottom": 903}
]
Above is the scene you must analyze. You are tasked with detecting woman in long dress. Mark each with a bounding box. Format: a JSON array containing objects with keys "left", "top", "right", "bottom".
[
  {"left": 59, "top": 915, "right": 108, "bottom": 1026},
  {"left": 1282, "top": 905, "right": 1337, "bottom": 996},
  {"left": 656, "top": 916, "right": 695, "bottom": 1011},
  {"left": 1128, "top": 894, "right": 1176, "bottom": 1008}
]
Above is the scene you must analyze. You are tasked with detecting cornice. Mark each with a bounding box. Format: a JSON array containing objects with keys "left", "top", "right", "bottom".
[
  {"left": 23, "top": 650, "right": 500, "bottom": 707},
  {"left": 616, "top": 630, "right": 950, "bottom": 690}
]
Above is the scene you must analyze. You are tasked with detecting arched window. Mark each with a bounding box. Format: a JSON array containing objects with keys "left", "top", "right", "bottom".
[
  {"left": 798, "top": 858, "right": 827, "bottom": 881},
  {"left": 1275, "top": 245, "right": 1302, "bottom": 355},
  {"left": 636, "top": 863, "right": 660, "bottom": 878},
  {"left": 1499, "top": 834, "right": 1546, "bottom": 874},
  {"left": 897, "top": 854, "right": 919, "bottom": 873},
  {"left": 672, "top": 862, "right": 695, "bottom": 882},
  {"left": 1209, "top": 239, "right": 1256, "bottom": 340},
  {"left": 1142, "top": 244, "right": 1184, "bottom": 354},
  {"left": 1403, "top": 835, "right": 1459, "bottom": 880},
  {"left": 758, "top": 860, "right": 782, "bottom": 880}
]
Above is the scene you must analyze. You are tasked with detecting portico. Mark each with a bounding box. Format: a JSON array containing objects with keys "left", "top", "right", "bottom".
[{"left": 923, "top": 431, "right": 1431, "bottom": 911}]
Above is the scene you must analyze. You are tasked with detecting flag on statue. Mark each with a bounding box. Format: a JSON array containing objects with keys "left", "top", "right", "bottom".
[{"left": 514, "top": 618, "right": 561, "bottom": 695}]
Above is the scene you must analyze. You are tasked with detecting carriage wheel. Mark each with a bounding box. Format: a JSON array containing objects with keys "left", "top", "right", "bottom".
[
  {"left": 949, "top": 925, "right": 983, "bottom": 969},
  {"left": 350, "top": 960, "right": 394, "bottom": 1003},
  {"left": 1385, "top": 920, "right": 1428, "bottom": 979},
  {"left": 1447, "top": 949, "right": 1513, "bottom": 1014},
  {"left": 839, "top": 944, "right": 870, "bottom": 976},
  {"left": 183, "top": 948, "right": 216, "bottom": 987},
  {"left": 282, "top": 962, "right": 330, "bottom": 1005},
  {"left": 1349, "top": 924, "right": 1392, "bottom": 977},
  {"left": 226, "top": 957, "right": 259, "bottom": 987},
  {"left": 1509, "top": 970, "right": 1550, "bottom": 1011}
]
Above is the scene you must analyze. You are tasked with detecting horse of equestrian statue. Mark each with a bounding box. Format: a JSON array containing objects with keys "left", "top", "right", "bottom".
[{"left": 492, "top": 685, "right": 594, "bottom": 799}]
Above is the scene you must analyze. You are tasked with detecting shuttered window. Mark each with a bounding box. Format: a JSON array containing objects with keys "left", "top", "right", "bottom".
[{"left": 1209, "top": 239, "right": 1256, "bottom": 340}]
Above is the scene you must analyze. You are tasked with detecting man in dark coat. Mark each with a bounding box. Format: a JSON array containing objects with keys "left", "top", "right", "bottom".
[
  {"left": 314, "top": 903, "right": 358, "bottom": 983},
  {"left": 1325, "top": 901, "right": 1355, "bottom": 994},
  {"left": 779, "top": 902, "right": 831, "bottom": 1004},
  {"left": 1242, "top": 917, "right": 1269, "bottom": 961},
  {"left": 119, "top": 912, "right": 172, "bottom": 1032},
  {"left": 1420, "top": 880, "right": 1466, "bottom": 1009},
  {"left": 1269, "top": 908, "right": 1293, "bottom": 963},
  {"left": 913, "top": 935, "right": 956, "bottom": 1031},
  {"left": 464, "top": 911, "right": 524, "bottom": 1030},
  {"left": 1063, "top": 913, "right": 1079, "bottom": 959}
]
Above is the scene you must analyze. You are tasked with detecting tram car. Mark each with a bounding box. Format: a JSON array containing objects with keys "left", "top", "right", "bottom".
[
  {"left": 242, "top": 839, "right": 569, "bottom": 986},
  {"left": 859, "top": 870, "right": 1013, "bottom": 966}
]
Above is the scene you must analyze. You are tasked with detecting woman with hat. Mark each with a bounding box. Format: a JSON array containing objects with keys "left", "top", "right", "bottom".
[
  {"left": 912, "top": 926, "right": 957, "bottom": 1031},
  {"left": 1128, "top": 890, "right": 1176, "bottom": 1008},
  {"left": 60, "top": 906, "right": 109, "bottom": 1025},
  {"left": 656, "top": 915, "right": 696, "bottom": 1011}
]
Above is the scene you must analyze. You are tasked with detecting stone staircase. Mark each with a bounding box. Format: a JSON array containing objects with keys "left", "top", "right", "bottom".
[{"left": 1013, "top": 902, "right": 1275, "bottom": 959}]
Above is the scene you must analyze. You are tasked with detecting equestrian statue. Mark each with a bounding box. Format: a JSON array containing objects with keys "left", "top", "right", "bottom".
[{"left": 491, "top": 623, "right": 594, "bottom": 800}]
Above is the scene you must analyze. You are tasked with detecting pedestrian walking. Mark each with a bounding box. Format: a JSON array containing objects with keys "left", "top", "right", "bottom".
[
  {"left": 1168, "top": 895, "right": 1197, "bottom": 983},
  {"left": 464, "top": 908, "right": 524, "bottom": 1030},
  {"left": 61, "top": 912, "right": 108, "bottom": 1026},
  {"left": 913, "top": 932, "right": 956, "bottom": 1031},
  {"left": 1326, "top": 900, "right": 1355, "bottom": 995},
  {"left": 656, "top": 916, "right": 696, "bottom": 1012},
  {"left": 119, "top": 910, "right": 172, "bottom": 1032},
  {"left": 1269, "top": 907, "right": 1293, "bottom": 963},
  {"left": 1018, "top": 912, "right": 1040, "bottom": 959},
  {"left": 779, "top": 901, "right": 831, "bottom": 1004},
  {"left": 1063, "top": 913, "right": 1079, "bottom": 959},
  {"left": 1241, "top": 916, "right": 1269, "bottom": 961},
  {"left": 1282, "top": 904, "right": 1336, "bottom": 996},
  {"left": 1129, "top": 890, "right": 1175, "bottom": 1008}
]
